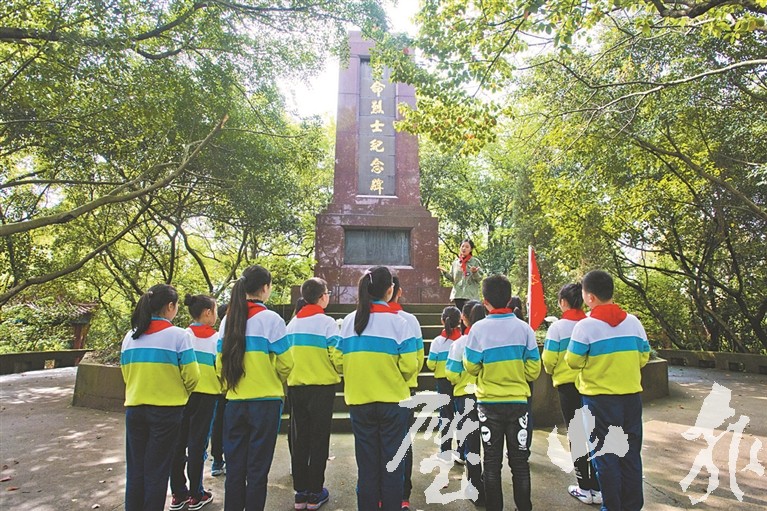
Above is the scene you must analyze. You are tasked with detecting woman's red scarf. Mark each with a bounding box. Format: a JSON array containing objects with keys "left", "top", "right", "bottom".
[{"left": 459, "top": 253, "right": 472, "bottom": 274}]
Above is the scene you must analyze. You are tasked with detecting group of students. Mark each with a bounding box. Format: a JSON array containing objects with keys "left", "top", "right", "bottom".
[{"left": 120, "top": 264, "right": 650, "bottom": 511}]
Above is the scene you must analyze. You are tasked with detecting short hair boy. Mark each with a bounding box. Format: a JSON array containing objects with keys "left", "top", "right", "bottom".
[
  {"left": 464, "top": 274, "right": 540, "bottom": 511},
  {"left": 565, "top": 270, "right": 651, "bottom": 511}
]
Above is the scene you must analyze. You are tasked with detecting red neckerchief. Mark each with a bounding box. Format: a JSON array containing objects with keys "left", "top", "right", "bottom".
[
  {"left": 489, "top": 308, "right": 514, "bottom": 315},
  {"left": 459, "top": 253, "right": 472, "bottom": 274},
  {"left": 562, "top": 309, "right": 587, "bottom": 321},
  {"left": 464, "top": 326, "right": 471, "bottom": 335},
  {"left": 370, "top": 302, "right": 396, "bottom": 313},
  {"left": 589, "top": 304, "right": 627, "bottom": 327},
  {"left": 247, "top": 301, "right": 267, "bottom": 318},
  {"left": 388, "top": 302, "right": 403, "bottom": 312},
  {"left": 189, "top": 324, "right": 216, "bottom": 338},
  {"left": 441, "top": 329, "right": 462, "bottom": 341},
  {"left": 296, "top": 304, "right": 325, "bottom": 318},
  {"left": 145, "top": 319, "right": 173, "bottom": 335}
]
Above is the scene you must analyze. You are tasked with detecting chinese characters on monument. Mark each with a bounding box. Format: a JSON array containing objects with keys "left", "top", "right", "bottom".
[{"left": 359, "top": 61, "right": 396, "bottom": 196}]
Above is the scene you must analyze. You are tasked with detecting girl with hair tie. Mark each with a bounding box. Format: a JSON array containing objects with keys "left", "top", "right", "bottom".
[
  {"left": 543, "top": 283, "right": 601, "bottom": 505},
  {"left": 121, "top": 284, "right": 200, "bottom": 511},
  {"left": 427, "top": 305, "right": 462, "bottom": 457},
  {"left": 217, "top": 265, "right": 293, "bottom": 511},
  {"left": 336, "top": 266, "right": 419, "bottom": 511}
]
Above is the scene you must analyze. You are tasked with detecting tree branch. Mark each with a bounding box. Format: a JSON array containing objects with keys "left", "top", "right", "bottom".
[{"left": 0, "top": 115, "right": 228, "bottom": 237}]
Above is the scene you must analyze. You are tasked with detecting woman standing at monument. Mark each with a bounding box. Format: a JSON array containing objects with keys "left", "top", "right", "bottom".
[
  {"left": 335, "top": 266, "right": 419, "bottom": 511},
  {"left": 439, "top": 238, "right": 483, "bottom": 313}
]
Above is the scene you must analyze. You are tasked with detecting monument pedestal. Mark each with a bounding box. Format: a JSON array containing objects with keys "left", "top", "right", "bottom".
[
  {"left": 316, "top": 203, "right": 447, "bottom": 303},
  {"left": 314, "top": 32, "right": 447, "bottom": 304}
]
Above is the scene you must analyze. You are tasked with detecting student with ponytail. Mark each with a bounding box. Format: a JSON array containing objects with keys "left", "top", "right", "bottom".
[
  {"left": 542, "top": 282, "right": 601, "bottom": 505},
  {"left": 336, "top": 266, "right": 419, "bottom": 511},
  {"left": 121, "top": 284, "right": 200, "bottom": 511},
  {"left": 286, "top": 278, "right": 340, "bottom": 511},
  {"left": 427, "top": 305, "right": 462, "bottom": 456},
  {"left": 217, "top": 265, "right": 293, "bottom": 511},
  {"left": 169, "top": 294, "right": 220, "bottom": 510}
]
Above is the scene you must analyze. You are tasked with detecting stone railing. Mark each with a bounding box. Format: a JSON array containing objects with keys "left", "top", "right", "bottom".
[
  {"left": 658, "top": 349, "right": 767, "bottom": 374},
  {"left": 0, "top": 349, "right": 92, "bottom": 375}
]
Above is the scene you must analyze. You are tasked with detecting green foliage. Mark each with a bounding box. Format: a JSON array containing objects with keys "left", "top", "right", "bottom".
[
  {"left": 0, "top": 0, "right": 374, "bottom": 352},
  {"left": 372, "top": 0, "right": 766, "bottom": 152},
  {"left": 0, "top": 299, "right": 79, "bottom": 353}
]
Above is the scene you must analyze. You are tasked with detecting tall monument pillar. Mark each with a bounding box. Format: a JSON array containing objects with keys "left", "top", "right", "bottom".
[{"left": 314, "top": 31, "right": 444, "bottom": 303}]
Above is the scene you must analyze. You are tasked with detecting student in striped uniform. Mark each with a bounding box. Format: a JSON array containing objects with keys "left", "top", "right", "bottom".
[
  {"left": 218, "top": 265, "right": 293, "bottom": 511},
  {"left": 542, "top": 283, "right": 601, "bottom": 505},
  {"left": 286, "top": 277, "right": 340, "bottom": 511},
  {"left": 565, "top": 270, "right": 650, "bottom": 511},
  {"left": 427, "top": 306, "right": 462, "bottom": 456},
  {"left": 337, "top": 266, "right": 419, "bottom": 511},
  {"left": 121, "top": 284, "right": 200, "bottom": 511},
  {"left": 169, "top": 294, "right": 221, "bottom": 510},
  {"left": 464, "top": 274, "right": 540, "bottom": 511},
  {"left": 209, "top": 302, "right": 229, "bottom": 478},
  {"left": 387, "top": 276, "right": 424, "bottom": 511},
  {"left": 445, "top": 300, "right": 484, "bottom": 506}
]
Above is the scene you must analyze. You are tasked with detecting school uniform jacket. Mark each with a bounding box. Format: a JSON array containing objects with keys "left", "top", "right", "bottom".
[
  {"left": 187, "top": 324, "right": 223, "bottom": 395},
  {"left": 216, "top": 302, "right": 292, "bottom": 401},
  {"left": 427, "top": 330, "right": 460, "bottom": 379},
  {"left": 445, "top": 333, "right": 478, "bottom": 397},
  {"left": 390, "top": 303, "right": 425, "bottom": 389},
  {"left": 542, "top": 310, "right": 587, "bottom": 387},
  {"left": 565, "top": 305, "right": 650, "bottom": 396},
  {"left": 337, "top": 301, "right": 419, "bottom": 405},
  {"left": 464, "top": 310, "right": 541, "bottom": 404},
  {"left": 121, "top": 318, "right": 200, "bottom": 407},
  {"left": 286, "top": 304, "right": 341, "bottom": 386}
]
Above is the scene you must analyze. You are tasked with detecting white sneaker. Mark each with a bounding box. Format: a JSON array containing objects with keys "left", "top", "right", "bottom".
[
  {"left": 568, "top": 485, "right": 593, "bottom": 504},
  {"left": 591, "top": 490, "right": 603, "bottom": 505}
]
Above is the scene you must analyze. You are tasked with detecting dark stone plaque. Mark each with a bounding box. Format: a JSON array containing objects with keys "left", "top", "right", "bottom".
[{"left": 344, "top": 229, "right": 411, "bottom": 266}]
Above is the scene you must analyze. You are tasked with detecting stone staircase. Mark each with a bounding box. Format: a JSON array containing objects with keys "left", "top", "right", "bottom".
[{"left": 281, "top": 303, "right": 447, "bottom": 433}]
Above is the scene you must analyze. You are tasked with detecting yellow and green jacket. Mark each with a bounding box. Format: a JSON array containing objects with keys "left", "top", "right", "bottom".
[
  {"left": 565, "top": 304, "right": 650, "bottom": 396},
  {"left": 121, "top": 318, "right": 200, "bottom": 406},
  {"left": 427, "top": 328, "right": 461, "bottom": 379},
  {"left": 464, "top": 309, "right": 541, "bottom": 404},
  {"left": 337, "top": 302, "right": 419, "bottom": 405},
  {"left": 286, "top": 304, "right": 341, "bottom": 386},
  {"left": 542, "top": 309, "right": 587, "bottom": 387},
  {"left": 445, "top": 331, "right": 477, "bottom": 397},
  {"left": 216, "top": 302, "right": 293, "bottom": 401},
  {"left": 390, "top": 303, "right": 425, "bottom": 389},
  {"left": 186, "top": 324, "right": 223, "bottom": 395}
]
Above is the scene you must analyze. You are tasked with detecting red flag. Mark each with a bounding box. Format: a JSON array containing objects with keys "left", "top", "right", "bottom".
[{"left": 528, "top": 246, "right": 547, "bottom": 330}]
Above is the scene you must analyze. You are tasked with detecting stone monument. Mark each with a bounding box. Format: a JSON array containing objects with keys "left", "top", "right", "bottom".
[{"left": 314, "top": 31, "right": 445, "bottom": 303}]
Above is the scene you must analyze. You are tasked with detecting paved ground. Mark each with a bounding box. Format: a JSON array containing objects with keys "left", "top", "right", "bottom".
[{"left": 0, "top": 366, "right": 765, "bottom": 510}]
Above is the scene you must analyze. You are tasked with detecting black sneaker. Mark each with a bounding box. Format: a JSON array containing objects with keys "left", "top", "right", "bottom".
[{"left": 307, "top": 488, "right": 329, "bottom": 510}]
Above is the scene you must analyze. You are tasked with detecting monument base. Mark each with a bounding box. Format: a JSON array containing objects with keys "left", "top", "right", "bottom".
[{"left": 315, "top": 203, "right": 447, "bottom": 304}]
